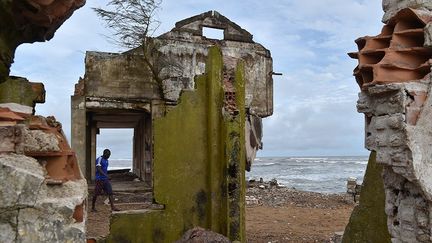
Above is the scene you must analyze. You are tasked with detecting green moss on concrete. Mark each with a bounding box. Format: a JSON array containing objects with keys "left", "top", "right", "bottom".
[
  {"left": 105, "top": 46, "right": 246, "bottom": 242},
  {"left": 225, "top": 61, "right": 246, "bottom": 241},
  {"left": 342, "top": 151, "right": 391, "bottom": 243},
  {"left": 0, "top": 77, "right": 43, "bottom": 107}
]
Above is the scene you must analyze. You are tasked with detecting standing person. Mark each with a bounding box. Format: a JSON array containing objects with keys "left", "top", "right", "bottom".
[{"left": 91, "top": 149, "right": 119, "bottom": 212}]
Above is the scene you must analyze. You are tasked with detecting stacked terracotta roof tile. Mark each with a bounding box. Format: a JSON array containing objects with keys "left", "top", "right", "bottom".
[{"left": 349, "top": 8, "right": 432, "bottom": 90}]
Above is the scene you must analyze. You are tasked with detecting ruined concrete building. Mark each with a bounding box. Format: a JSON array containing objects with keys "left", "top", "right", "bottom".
[
  {"left": 0, "top": 0, "right": 87, "bottom": 242},
  {"left": 72, "top": 11, "right": 273, "bottom": 242},
  {"left": 344, "top": 1, "right": 432, "bottom": 242}
]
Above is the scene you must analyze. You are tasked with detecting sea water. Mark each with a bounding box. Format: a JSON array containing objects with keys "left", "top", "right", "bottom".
[
  {"left": 110, "top": 156, "right": 369, "bottom": 194},
  {"left": 247, "top": 156, "right": 368, "bottom": 193}
]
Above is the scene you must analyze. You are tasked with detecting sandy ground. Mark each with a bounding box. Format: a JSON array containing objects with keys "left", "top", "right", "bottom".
[
  {"left": 87, "top": 182, "right": 355, "bottom": 242},
  {"left": 246, "top": 205, "right": 352, "bottom": 242},
  {"left": 245, "top": 186, "right": 355, "bottom": 242}
]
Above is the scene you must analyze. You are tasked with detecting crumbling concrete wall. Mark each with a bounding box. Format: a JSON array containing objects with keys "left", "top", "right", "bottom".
[
  {"left": 72, "top": 10, "right": 272, "bottom": 182},
  {"left": 104, "top": 46, "right": 246, "bottom": 242},
  {"left": 76, "top": 11, "right": 272, "bottom": 116},
  {"left": 349, "top": 4, "right": 432, "bottom": 242},
  {"left": 0, "top": 1, "right": 87, "bottom": 242}
]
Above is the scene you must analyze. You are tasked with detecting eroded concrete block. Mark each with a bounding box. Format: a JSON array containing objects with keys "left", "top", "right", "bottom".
[
  {"left": 0, "top": 153, "right": 87, "bottom": 243},
  {"left": 20, "top": 129, "right": 60, "bottom": 152},
  {"left": 382, "top": 0, "right": 432, "bottom": 22},
  {"left": 0, "top": 154, "right": 45, "bottom": 208}
]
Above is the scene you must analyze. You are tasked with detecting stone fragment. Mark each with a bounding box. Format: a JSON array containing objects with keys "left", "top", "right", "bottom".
[
  {"left": 0, "top": 222, "right": 16, "bottom": 243},
  {"left": 0, "top": 122, "right": 87, "bottom": 242},
  {"left": 21, "top": 129, "right": 60, "bottom": 152},
  {"left": 0, "top": 210, "right": 18, "bottom": 243},
  {"left": 382, "top": 1, "right": 432, "bottom": 22},
  {"left": 175, "top": 227, "right": 231, "bottom": 243},
  {"left": 0, "top": 154, "right": 45, "bottom": 208},
  {"left": 15, "top": 207, "right": 85, "bottom": 243},
  {"left": 0, "top": 126, "right": 17, "bottom": 153},
  {"left": 346, "top": 177, "right": 357, "bottom": 194},
  {"left": 0, "top": 77, "right": 45, "bottom": 109},
  {"left": 399, "top": 198, "right": 416, "bottom": 222}
]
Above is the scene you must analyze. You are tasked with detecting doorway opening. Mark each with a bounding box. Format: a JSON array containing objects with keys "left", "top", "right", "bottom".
[{"left": 86, "top": 111, "right": 154, "bottom": 239}]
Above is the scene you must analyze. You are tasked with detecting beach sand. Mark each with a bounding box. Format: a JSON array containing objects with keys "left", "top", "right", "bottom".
[
  {"left": 246, "top": 186, "right": 355, "bottom": 242},
  {"left": 87, "top": 186, "right": 355, "bottom": 242}
]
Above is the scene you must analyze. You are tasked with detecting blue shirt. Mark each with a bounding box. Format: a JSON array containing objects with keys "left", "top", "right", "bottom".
[{"left": 95, "top": 156, "right": 109, "bottom": 180}]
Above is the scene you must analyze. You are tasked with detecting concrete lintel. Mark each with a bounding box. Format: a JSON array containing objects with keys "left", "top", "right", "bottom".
[{"left": 85, "top": 100, "right": 151, "bottom": 112}]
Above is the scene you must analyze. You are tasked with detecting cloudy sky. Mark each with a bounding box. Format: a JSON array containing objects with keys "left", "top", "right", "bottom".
[{"left": 10, "top": 0, "right": 384, "bottom": 158}]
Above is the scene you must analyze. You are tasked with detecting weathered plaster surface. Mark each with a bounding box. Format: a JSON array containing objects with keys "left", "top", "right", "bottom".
[{"left": 76, "top": 11, "right": 272, "bottom": 118}]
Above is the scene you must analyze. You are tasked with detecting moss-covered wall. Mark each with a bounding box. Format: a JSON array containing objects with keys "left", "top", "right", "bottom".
[
  {"left": 226, "top": 61, "right": 246, "bottom": 241},
  {"left": 105, "top": 46, "right": 246, "bottom": 242},
  {"left": 342, "top": 151, "right": 391, "bottom": 243},
  {"left": 0, "top": 76, "right": 45, "bottom": 108}
]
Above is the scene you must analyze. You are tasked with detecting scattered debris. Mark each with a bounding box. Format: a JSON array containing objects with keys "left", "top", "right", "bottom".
[{"left": 175, "top": 227, "right": 231, "bottom": 243}]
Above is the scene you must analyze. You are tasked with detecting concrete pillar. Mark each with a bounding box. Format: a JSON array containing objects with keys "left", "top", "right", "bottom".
[
  {"left": 144, "top": 114, "right": 152, "bottom": 186},
  {"left": 133, "top": 120, "right": 144, "bottom": 179},
  {"left": 71, "top": 96, "right": 87, "bottom": 178},
  {"left": 90, "top": 123, "right": 97, "bottom": 181}
]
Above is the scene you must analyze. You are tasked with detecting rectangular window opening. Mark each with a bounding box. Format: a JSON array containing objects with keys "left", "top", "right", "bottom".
[{"left": 203, "top": 27, "right": 224, "bottom": 40}]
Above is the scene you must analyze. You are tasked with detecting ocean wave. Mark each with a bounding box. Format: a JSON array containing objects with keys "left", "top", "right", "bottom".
[
  {"left": 293, "top": 157, "right": 328, "bottom": 161},
  {"left": 318, "top": 160, "right": 367, "bottom": 165},
  {"left": 254, "top": 162, "right": 279, "bottom": 167}
]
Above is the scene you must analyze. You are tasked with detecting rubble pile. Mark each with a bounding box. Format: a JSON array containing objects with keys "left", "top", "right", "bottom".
[
  {"left": 246, "top": 179, "right": 354, "bottom": 208},
  {"left": 0, "top": 108, "right": 87, "bottom": 242}
]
